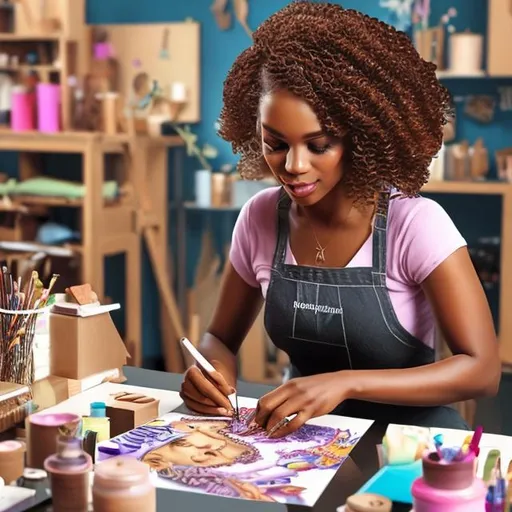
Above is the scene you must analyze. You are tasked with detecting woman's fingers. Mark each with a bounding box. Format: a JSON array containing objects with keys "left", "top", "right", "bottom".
[
  {"left": 181, "top": 378, "right": 217, "bottom": 406},
  {"left": 179, "top": 392, "right": 231, "bottom": 417},
  {"left": 186, "top": 366, "right": 233, "bottom": 410}
]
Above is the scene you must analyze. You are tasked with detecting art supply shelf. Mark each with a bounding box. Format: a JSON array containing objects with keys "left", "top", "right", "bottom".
[
  {"left": 0, "top": 130, "right": 185, "bottom": 370},
  {"left": 423, "top": 180, "right": 512, "bottom": 364}
]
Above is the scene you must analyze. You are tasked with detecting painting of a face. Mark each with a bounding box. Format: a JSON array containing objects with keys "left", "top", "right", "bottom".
[{"left": 141, "top": 420, "right": 251, "bottom": 470}]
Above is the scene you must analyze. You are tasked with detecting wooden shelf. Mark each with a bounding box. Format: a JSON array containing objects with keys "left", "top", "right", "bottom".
[
  {"left": 0, "top": 129, "right": 184, "bottom": 153},
  {"left": 436, "top": 70, "right": 487, "bottom": 79},
  {"left": 11, "top": 195, "right": 120, "bottom": 208},
  {"left": 422, "top": 181, "right": 512, "bottom": 195},
  {"left": 0, "top": 32, "right": 60, "bottom": 41},
  {"left": 0, "top": 64, "right": 60, "bottom": 73}
]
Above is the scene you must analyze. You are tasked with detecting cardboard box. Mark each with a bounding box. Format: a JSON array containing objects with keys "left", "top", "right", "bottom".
[
  {"left": 31, "top": 368, "right": 126, "bottom": 412},
  {"left": 106, "top": 392, "right": 160, "bottom": 437},
  {"left": 49, "top": 312, "right": 130, "bottom": 380}
]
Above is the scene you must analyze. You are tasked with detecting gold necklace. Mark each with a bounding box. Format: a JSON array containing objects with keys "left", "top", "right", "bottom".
[
  {"left": 303, "top": 202, "right": 378, "bottom": 266},
  {"left": 302, "top": 210, "right": 334, "bottom": 265}
]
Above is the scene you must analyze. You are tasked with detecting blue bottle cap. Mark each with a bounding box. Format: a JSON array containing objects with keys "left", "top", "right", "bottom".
[{"left": 90, "top": 402, "right": 106, "bottom": 417}]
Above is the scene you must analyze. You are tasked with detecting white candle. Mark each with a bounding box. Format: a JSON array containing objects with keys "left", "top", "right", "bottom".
[{"left": 171, "top": 82, "right": 187, "bottom": 103}]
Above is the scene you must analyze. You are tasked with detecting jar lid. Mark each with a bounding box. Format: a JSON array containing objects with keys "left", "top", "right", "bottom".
[{"left": 94, "top": 457, "right": 150, "bottom": 490}]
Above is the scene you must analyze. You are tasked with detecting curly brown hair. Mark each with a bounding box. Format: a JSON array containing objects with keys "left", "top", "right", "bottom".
[{"left": 218, "top": 1, "right": 452, "bottom": 201}]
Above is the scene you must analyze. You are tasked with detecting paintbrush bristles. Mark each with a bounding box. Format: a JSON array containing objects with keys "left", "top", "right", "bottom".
[{"left": 0, "top": 267, "right": 59, "bottom": 385}]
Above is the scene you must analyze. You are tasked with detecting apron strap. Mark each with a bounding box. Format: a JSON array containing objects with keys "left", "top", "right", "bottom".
[
  {"left": 271, "top": 187, "right": 292, "bottom": 267},
  {"left": 372, "top": 188, "right": 391, "bottom": 274}
]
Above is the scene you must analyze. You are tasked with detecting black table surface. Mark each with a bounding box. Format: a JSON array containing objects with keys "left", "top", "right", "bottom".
[{"left": 20, "top": 366, "right": 410, "bottom": 512}]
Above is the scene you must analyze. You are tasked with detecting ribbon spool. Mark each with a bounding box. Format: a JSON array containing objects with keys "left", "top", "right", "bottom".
[{"left": 0, "top": 440, "right": 25, "bottom": 484}]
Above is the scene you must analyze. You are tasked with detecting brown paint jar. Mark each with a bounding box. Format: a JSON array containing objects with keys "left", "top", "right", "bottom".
[{"left": 92, "top": 456, "right": 156, "bottom": 512}]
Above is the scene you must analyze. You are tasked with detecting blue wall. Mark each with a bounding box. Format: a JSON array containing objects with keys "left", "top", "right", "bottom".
[{"left": 1, "top": 0, "right": 510, "bottom": 361}]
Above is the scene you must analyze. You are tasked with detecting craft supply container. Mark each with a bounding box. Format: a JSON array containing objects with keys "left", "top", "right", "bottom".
[
  {"left": 92, "top": 456, "right": 156, "bottom": 512},
  {"left": 412, "top": 451, "right": 486, "bottom": 512}
]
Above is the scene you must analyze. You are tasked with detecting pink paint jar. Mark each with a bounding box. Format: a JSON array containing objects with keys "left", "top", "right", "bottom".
[
  {"left": 93, "top": 456, "right": 156, "bottom": 512},
  {"left": 11, "top": 87, "right": 35, "bottom": 131},
  {"left": 36, "top": 83, "right": 60, "bottom": 132},
  {"left": 411, "top": 451, "right": 486, "bottom": 512}
]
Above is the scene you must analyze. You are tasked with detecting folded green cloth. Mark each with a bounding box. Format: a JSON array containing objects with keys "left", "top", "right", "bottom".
[{"left": 0, "top": 177, "right": 118, "bottom": 199}]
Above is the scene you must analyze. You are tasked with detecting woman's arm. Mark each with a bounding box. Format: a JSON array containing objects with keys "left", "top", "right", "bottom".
[
  {"left": 197, "top": 262, "right": 263, "bottom": 387},
  {"left": 344, "top": 246, "right": 501, "bottom": 405}
]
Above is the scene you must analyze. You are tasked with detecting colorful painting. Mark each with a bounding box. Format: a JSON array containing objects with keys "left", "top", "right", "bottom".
[{"left": 96, "top": 398, "right": 373, "bottom": 505}]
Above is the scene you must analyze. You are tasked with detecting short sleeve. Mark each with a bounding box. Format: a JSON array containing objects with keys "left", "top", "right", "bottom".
[
  {"left": 400, "top": 198, "right": 467, "bottom": 284},
  {"left": 229, "top": 198, "right": 259, "bottom": 287}
]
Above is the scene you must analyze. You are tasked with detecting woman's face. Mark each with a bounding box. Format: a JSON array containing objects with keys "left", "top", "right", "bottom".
[
  {"left": 141, "top": 421, "right": 250, "bottom": 470},
  {"left": 259, "top": 89, "right": 345, "bottom": 207}
]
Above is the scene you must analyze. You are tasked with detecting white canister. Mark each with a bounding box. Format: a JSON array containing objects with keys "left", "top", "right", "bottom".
[
  {"left": 449, "top": 32, "right": 484, "bottom": 75},
  {"left": 195, "top": 169, "right": 212, "bottom": 207}
]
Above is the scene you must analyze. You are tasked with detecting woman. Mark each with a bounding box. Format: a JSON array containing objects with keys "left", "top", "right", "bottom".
[{"left": 181, "top": 1, "right": 500, "bottom": 433}]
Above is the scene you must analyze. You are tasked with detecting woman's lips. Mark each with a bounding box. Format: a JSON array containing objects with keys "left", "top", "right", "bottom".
[{"left": 284, "top": 181, "right": 318, "bottom": 198}]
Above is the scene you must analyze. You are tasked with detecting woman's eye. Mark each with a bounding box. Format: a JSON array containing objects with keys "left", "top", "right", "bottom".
[
  {"left": 309, "top": 143, "right": 332, "bottom": 154},
  {"left": 263, "top": 140, "right": 287, "bottom": 153}
]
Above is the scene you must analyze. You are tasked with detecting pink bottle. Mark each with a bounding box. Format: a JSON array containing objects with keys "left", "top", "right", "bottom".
[{"left": 412, "top": 450, "right": 486, "bottom": 512}]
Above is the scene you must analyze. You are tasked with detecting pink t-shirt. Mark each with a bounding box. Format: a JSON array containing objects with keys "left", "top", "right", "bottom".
[{"left": 229, "top": 187, "right": 467, "bottom": 348}]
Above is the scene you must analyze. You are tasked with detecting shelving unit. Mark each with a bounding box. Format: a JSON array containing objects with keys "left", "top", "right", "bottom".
[
  {"left": 0, "top": 0, "right": 90, "bottom": 131},
  {"left": 422, "top": 180, "right": 512, "bottom": 364},
  {"left": 0, "top": 130, "right": 185, "bottom": 369}
]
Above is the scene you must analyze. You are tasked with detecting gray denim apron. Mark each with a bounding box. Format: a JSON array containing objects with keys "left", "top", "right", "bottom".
[{"left": 264, "top": 188, "right": 468, "bottom": 429}]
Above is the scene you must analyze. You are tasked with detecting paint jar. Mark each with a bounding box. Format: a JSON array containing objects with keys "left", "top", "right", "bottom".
[
  {"left": 26, "top": 412, "right": 81, "bottom": 469},
  {"left": 36, "top": 83, "right": 60, "bottom": 132},
  {"left": 195, "top": 169, "right": 212, "bottom": 207},
  {"left": 0, "top": 440, "right": 25, "bottom": 484},
  {"left": 44, "top": 436, "right": 92, "bottom": 512},
  {"left": 411, "top": 451, "right": 486, "bottom": 512},
  {"left": 92, "top": 456, "right": 156, "bottom": 512},
  {"left": 11, "top": 86, "right": 35, "bottom": 131}
]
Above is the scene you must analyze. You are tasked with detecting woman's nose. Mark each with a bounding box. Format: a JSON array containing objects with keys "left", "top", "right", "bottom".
[{"left": 285, "top": 146, "right": 310, "bottom": 175}]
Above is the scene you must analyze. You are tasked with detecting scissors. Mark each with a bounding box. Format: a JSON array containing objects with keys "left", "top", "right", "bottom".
[{"left": 180, "top": 338, "right": 240, "bottom": 419}]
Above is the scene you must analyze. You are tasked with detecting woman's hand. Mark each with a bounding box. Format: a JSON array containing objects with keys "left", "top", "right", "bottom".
[
  {"left": 254, "top": 372, "right": 348, "bottom": 438},
  {"left": 180, "top": 360, "right": 236, "bottom": 416}
]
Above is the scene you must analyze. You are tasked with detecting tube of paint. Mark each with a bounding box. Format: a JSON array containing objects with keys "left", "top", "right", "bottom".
[
  {"left": 44, "top": 436, "right": 92, "bottom": 512},
  {"left": 36, "top": 83, "right": 60, "bottom": 132},
  {"left": 93, "top": 456, "right": 156, "bottom": 512}
]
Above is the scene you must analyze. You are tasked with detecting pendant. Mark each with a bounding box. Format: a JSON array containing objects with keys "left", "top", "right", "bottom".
[{"left": 315, "top": 243, "right": 326, "bottom": 264}]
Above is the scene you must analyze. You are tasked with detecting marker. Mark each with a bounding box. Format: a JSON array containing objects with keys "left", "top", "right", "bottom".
[
  {"left": 180, "top": 337, "right": 239, "bottom": 417},
  {"left": 468, "top": 425, "right": 484, "bottom": 458}
]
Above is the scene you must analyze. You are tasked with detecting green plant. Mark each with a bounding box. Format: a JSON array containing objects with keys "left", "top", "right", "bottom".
[{"left": 171, "top": 124, "right": 218, "bottom": 171}]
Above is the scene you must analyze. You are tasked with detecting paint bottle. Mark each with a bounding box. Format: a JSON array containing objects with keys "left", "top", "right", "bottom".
[
  {"left": 44, "top": 436, "right": 92, "bottom": 512},
  {"left": 82, "top": 402, "right": 110, "bottom": 443},
  {"left": 92, "top": 456, "right": 156, "bottom": 512}
]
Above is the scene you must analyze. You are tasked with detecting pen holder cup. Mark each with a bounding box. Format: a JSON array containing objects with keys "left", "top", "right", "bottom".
[
  {"left": 412, "top": 453, "right": 486, "bottom": 512},
  {"left": 422, "top": 451, "right": 475, "bottom": 490}
]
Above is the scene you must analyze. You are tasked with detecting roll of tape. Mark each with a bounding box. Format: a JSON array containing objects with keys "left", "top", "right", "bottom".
[{"left": 346, "top": 493, "right": 392, "bottom": 512}]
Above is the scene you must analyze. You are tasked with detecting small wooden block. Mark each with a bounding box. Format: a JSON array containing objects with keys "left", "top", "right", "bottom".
[
  {"left": 346, "top": 493, "right": 392, "bottom": 512},
  {"left": 106, "top": 392, "right": 159, "bottom": 437}
]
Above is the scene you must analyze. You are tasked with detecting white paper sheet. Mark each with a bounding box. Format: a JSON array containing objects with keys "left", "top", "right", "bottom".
[{"left": 96, "top": 396, "right": 374, "bottom": 506}]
